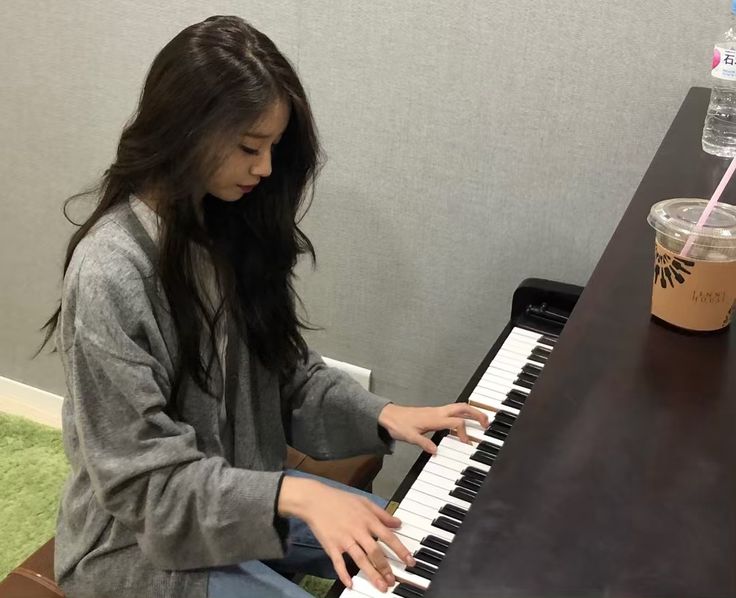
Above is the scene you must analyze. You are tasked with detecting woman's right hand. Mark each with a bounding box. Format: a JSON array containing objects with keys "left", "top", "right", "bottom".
[{"left": 278, "top": 476, "right": 416, "bottom": 592}]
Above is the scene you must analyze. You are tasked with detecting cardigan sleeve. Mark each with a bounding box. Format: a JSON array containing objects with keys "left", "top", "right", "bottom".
[{"left": 279, "top": 349, "right": 394, "bottom": 460}]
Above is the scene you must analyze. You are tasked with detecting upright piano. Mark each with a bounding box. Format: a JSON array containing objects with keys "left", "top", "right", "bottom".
[{"left": 331, "top": 87, "right": 736, "bottom": 598}]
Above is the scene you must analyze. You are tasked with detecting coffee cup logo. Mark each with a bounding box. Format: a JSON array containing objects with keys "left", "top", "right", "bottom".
[{"left": 654, "top": 248, "right": 694, "bottom": 289}]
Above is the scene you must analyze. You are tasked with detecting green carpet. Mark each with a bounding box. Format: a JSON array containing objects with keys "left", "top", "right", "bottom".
[
  {"left": 0, "top": 412, "right": 69, "bottom": 580},
  {"left": 0, "top": 412, "right": 334, "bottom": 597}
]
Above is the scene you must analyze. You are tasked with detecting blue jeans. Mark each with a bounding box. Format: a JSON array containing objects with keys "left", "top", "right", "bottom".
[{"left": 207, "top": 469, "right": 387, "bottom": 598}]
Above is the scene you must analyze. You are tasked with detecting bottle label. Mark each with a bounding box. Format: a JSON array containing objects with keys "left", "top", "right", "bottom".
[{"left": 712, "top": 45, "right": 736, "bottom": 80}]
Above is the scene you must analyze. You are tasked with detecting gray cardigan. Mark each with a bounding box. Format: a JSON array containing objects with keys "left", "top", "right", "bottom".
[{"left": 54, "top": 200, "right": 392, "bottom": 598}]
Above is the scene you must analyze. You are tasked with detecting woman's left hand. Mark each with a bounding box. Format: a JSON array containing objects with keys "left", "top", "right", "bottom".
[{"left": 378, "top": 403, "right": 489, "bottom": 454}]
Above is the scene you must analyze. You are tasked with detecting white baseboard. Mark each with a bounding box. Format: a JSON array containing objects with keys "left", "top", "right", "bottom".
[
  {"left": 0, "top": 357, "right": 370, "bottom": 431},
  {"left": 0, "top": 376, "right": 63, "bottom": 429}
]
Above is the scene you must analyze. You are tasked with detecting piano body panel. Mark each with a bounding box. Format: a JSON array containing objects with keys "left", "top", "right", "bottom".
[{"left": 425, "top": 87, "right": 736, "bottom": 597}]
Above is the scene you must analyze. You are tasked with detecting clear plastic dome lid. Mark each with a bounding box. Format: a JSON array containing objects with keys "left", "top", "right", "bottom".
[{"left": 647, "top": 198, "right": 736, "bottom": 244}]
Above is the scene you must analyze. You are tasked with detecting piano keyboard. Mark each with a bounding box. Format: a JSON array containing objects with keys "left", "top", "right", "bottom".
[{"left": 338, "top": 326, "right": 558, "bottom": 598}]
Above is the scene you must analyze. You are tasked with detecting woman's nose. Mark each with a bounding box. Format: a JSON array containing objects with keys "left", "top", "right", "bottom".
[{"left": 250, "top": 150, "right": 272, "bottom": 178}]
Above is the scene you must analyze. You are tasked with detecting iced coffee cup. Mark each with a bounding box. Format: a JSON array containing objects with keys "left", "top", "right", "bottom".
[{"left": 647, "top": 198, "right": 736, "bottom": 332}]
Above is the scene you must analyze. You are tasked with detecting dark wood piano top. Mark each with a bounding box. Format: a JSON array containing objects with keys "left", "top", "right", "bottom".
[{"left": 426, "top": 87, "right": 736, "bottom": 598}]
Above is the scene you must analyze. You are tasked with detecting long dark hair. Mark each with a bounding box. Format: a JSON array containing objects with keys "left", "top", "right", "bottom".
[{"left": 39, "top": 15, "right": 322, "bottom": 397}]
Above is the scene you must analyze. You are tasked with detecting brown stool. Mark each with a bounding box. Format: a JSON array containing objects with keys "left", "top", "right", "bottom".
[{"left": 0, "top": 449, "right": 383, "bottom": 598}]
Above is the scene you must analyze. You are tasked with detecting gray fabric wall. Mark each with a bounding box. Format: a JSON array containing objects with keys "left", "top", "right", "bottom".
[{"left": 0, "top": 0, "right": 724, "bottom": 496}]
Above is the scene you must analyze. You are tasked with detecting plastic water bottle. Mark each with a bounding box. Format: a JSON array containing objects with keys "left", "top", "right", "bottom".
[{"left": 702, "top": 0, "right": 736, "bottom": 157}]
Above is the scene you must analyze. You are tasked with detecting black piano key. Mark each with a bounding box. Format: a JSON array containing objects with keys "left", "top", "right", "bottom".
[
  {"left": 440, "top": 503, "right": 468, "bottom": 522},
  {"left": 456, "top": 475, "right": 483, "bottom": 493},
  {"left": 503, "top": 395, "right": 525, "bottom": 410},
  {"left": 495, "top": 411, "right": 517, "bottom": 426},
  {"left": 421, "top": 535, "right": 450, "bottom": 553},
  {"left": 531, "top": 346, "right": 552, "bottom": 359},
  {"left": 432, "top": 516, "right": 460, "bottom": 535},
  {"left": 513, "top": 376, "right": 534, "bottom": 390},
  {"left": 449, "top": 486, "right": 477, "bottom": 503},
  {"left": 486, "top": 426, "right": 508, "bottom": 441},
  {"left": 462, "top": 465, "right": 488, "bottom": 480},
  {"left": 477, "top": 441, "right": 500, "bottom": 456},
  {"left": 406, "top": 560, "right": 437, "bottom": 581},
  {"left": 541, "top": 334, "right": 557, "bottom": 346},
  {"left": 507, "top": 388, "right": 528, "bottom": 403},
  {"left": 517, "top": 369, "right": 538, "bottom": 383},
  {"left": 470, "top": 450, "right": 494, "bottom": 466},
  {"left": 414, "top": 547, "right": 443, "bottom": 567},
  {"left": 522, "top": 363, "right": 543, "bottom": 377},
  {"left": 528, "top": 352, "right": 547, "bottom": 365},
  {"left": 393, "top": 582, "right": 425, "bottom": 598},
  {"left": 489, "top": 420, "right": 512, "bottom": 434}
]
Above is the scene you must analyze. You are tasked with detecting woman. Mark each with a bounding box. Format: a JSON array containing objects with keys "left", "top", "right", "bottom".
[{"left": 41, "top": 15, "right": 487, "bottom": 598}]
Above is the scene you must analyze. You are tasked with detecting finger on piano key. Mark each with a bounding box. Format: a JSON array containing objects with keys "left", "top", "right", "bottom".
[
  {"left": 386, "top": 558, "right": 434, "bottom": 590},
  {"left": 439, "top": 434, "right": 476, "bottom": 455},
  {"left": 351, "top": 572, "right": 428, "bottom": 598},
  {"left": 453, "top": 425, "right": 503, "bottom": 446},
  {"left": 469, "top": 391, "right": 522, "bottom": 415},
  {"left": 350, "top": 572, "right": 399, "bottom": 597}
]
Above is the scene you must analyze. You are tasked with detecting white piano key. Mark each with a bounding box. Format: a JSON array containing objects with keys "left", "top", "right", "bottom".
[
  {"left": 409, "top": 479, "right": 471, "bottom": 508},
  {"left": 404, "top": 488, "right": 469, "bottom": 516},
  {"left": 392, "top": 521, "right": 435, "bottom": 543},
  {"left": 395, "top": 509, "right": 455, "bottom": 542},
  {"left": 416, "top": 470, "right": 456, "bottom": 492},
  {"left": 339, "top": 588, "right": 373, "bottom": 598},
  {"left": 436, "top": 441, "right": 491, "bottom": 473},
  {"left": 488, "top": 359, "right": 526, "bottom": 377},
  {"left": 439, "top": 435, "right": 477, "bottom": 456},
  {"left": 506, "top": 334, "right": 542, "bottom": 350},
  {"left": 483, "top": 365, "right": 521, "bottom": 382},
  {"left": 508, "top": 328, "right": 554, "bottom": 350},
  {"left": 422, "top": 460, "right": 460, "bottom": 481},
  {"left": 434, "top": 445, "right": 475, "bottom": 467},
  {"left": 501, "top": 337, "right": 538, "bottom": 354},
  {"left": 400, "top": 498, "right": 444, "bottom": 521},
  {"left": 510, "top": 326, "right": 540, "bottom": 339},
  {"left": 480, "top": 374, "right": 530, "bottom": 395},
  {"left": 436, "top": 440, "right": 474, "bottom": 461},
  {"left": 495, "top": 350, "right": 543, "bottom": 370}
]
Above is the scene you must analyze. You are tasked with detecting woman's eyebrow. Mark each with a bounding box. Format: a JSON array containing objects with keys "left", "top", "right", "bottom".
[{"left": 243, "top": 131, "right": 272, "bottom": 139}]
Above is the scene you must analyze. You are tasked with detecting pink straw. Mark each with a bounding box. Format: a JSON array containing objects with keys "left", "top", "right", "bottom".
[{"left": 681, "top": 156, "right": 736, "bottom": 256}]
